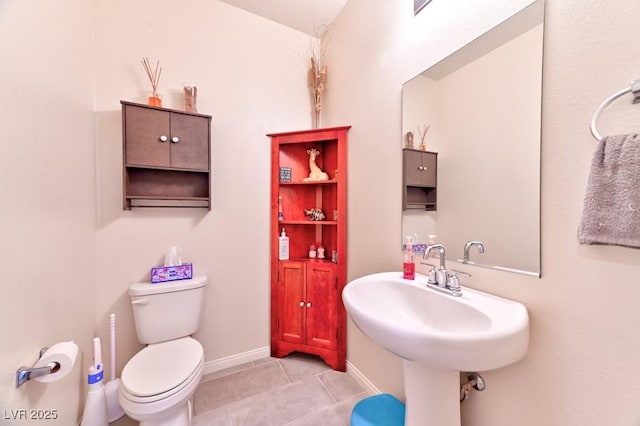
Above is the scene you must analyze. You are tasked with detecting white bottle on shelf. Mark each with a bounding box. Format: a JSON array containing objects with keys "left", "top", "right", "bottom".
[{"left": 279, "top": 228, "right": 289, "bottom": 260}]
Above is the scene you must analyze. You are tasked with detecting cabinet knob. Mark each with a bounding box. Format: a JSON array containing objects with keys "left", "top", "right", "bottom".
[
  {"left": 159, "top": 135, "right": 168, "bottom": 142},
  {"left": 171, "top": 136, "right": 180, "bottom": 143},
  {"left": 299, "top": 301, "right": 304, "bottom": 307},
  {"left": 306, "top": 302, "right": 312, "bottom": 308}
]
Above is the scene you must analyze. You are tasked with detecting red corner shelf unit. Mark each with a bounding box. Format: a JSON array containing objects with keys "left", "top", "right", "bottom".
[{"left": 267, "top": 126, "right": 350, "bottom": 371}]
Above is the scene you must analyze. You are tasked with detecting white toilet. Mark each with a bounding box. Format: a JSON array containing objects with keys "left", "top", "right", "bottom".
[{"left": 119, "top": 275, "right": 207, "bottom": 426}]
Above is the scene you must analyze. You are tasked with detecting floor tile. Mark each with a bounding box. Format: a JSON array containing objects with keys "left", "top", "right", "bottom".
[
  {"left": 278, "top": 353, "right": 331, "bottom": 383},
  {"left": 118, "top": 355, "right": 370, "bottom": 425},
  {"left": 194, "top": 361, "right": 289, "bottom": 415},
  {"left": 192, "top": 406, "right": 231, "bottom": 426},
  {"left": 318, "top": 370, "right": 367, "bottom": 402},
  {"left": 228, "top": 376, "right": 335, "bottom": 426},
  {"left": 284, "top": 394, "right": 366, "bottom": 426}
]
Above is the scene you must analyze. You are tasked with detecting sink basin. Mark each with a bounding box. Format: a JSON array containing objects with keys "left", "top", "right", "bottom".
[
  {"left": 343, "top": 272, "right": 529, "bottom": 426},
  {"left": 342, "top": 271, "right": 529, "bottom": 372}
]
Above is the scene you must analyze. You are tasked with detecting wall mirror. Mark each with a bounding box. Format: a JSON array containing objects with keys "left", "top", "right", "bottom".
[{"left": 402, "top": 0, "right": 544, "bottom": 277}]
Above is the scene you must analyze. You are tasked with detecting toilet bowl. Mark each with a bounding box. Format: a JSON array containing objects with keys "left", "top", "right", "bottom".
[
  {"left": 119, "top": 337, "right": 204, "bottom": 426},
  {"left": 120, "top": 276, "right": 208, "bottom": 426}
]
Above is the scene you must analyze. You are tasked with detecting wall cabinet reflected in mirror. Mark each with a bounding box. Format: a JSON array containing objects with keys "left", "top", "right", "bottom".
[
  {"left": 403, "top": 149, "right": 437, "bottom": 211},
  {"left": 401, "top": 0, "right": 544, "bottom": 276}
]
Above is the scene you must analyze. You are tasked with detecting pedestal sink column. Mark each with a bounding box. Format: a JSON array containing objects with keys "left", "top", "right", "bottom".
[{"left": 404, "top": 361, "right": 460, "bottom": 426}]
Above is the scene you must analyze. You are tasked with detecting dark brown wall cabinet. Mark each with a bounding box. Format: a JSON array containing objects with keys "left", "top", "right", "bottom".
[
  {"left": 403, "top": 148, "right": 437, "bottom": 211},
  {"left": 121, "top": 101, "right": 212, "bottom": 209}
]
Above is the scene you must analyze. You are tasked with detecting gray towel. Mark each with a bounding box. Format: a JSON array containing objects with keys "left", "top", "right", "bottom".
[{"left": 578, "top": 133, "right": 640, "bottom": 248}]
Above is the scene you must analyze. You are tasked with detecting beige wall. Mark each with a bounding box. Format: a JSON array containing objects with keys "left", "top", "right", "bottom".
[
  {"left": 327, "top": 0, "right": 640, "bottom": 425},
  {"left": 3, "top": 0, "right": 640, "bottom": 424},
  {"left": 0, "top": 0, "right": 96, "bottom": 424},
  {"left": 92, "top": 0, "right": 312, "bottom": 376}
]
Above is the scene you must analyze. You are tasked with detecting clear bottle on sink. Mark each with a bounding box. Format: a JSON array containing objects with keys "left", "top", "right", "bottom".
[{"left": 403, "top": 236, "right": 415, "bottom": 280}]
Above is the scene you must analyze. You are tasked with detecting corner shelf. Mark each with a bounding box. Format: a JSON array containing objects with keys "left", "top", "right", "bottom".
[{"left": 268, "top": 126, "right": 350, "bottom": 372}]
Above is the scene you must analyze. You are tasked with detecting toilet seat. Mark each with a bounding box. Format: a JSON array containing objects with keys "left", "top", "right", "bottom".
[{"left": 121, "top": 337, "right": 203, "bottom": 403}]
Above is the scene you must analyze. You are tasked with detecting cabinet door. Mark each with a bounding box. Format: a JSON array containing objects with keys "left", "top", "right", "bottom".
[
  {"left": 306, "top": 262, "right": 338, "bottom": 349},
  {"left": 404, "top": 150, "right": 424, "bottom": 186},
  {"left": 278, "top": 261, "right": 306, "bottom": 344},
  {"left": 169, "top": 113, "right": 210, "bottom": 170},
  {"left": 404, "top": 150, "right": 436, "bottom": 187},
  {"left": 420, "top": 152, "right": 437, "bottom": 186},
  {"left": 124, "top": 106, "right": 171, "bottom": 167}
]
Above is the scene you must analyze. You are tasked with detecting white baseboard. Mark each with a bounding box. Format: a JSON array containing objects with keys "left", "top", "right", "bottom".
[
  {"left": 202, "top": 346, "right": 270, "bottom": 376},
  {"left": 346, "top": 360, "right": 381, "bottom": 395}
]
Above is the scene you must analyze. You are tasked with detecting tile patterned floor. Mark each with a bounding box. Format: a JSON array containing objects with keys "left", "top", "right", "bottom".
[{"left": 113, "top": 353, "right": 370, "bottom": 426}]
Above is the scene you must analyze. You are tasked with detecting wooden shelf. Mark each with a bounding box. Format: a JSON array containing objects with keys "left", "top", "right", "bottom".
[
  {"left": 279, "top": 180, "right": 337, "bottom": 186},
  {"left": 269, "top": 126, "right": 350, "bottom": 372},
  {"left": 278, "top": 220, "right": 338, "bottom": 226}
]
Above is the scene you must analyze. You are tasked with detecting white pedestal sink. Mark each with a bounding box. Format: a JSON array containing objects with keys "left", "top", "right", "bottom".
[{"left": 343, "top": 272, "right": 529, "bottom": 426}]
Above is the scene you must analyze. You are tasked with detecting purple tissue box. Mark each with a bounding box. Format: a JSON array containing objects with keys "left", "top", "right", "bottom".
[{"left": 151, "top": 263, "right": 193, "bottom": 283}]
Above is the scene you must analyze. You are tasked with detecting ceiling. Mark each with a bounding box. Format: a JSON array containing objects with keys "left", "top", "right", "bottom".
[{"left": 217, "top": 0, "right": 349, "bottom": 35}]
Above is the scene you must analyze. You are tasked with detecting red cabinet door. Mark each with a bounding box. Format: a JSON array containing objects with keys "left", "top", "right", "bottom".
[
  {"left": 278, "top": 261, "right": 306, "bottom": 344},
  {"left": 306, "top": 262, "right": 337, "bottom": 349}
]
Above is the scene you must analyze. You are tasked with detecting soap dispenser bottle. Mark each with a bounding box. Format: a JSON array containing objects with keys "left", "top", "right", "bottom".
[
  {"left": 279, "top": 228, "right": 289, "bottom": 260},
  {"left": 403, "top": 236, "right": 415, "bottom": 280}
]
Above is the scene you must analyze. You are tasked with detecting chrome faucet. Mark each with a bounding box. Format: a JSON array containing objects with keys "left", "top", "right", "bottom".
[
  {"left": 424, "top": 244, "right": 447, "bottom": 285},
  {"left": 463, "top": 241, "right": 485, "bottom": 263},
  {"left": 422, "top": 244, "right": 463, "bottom": 296}
]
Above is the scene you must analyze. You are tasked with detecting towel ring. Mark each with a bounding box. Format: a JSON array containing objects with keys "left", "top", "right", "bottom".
[{"left": 590, "top": 79, "right": 640, "bottom": 141}]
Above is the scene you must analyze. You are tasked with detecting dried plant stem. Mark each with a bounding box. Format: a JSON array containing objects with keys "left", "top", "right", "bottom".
[
  {"left": 305, "top": 25, "right": 329, "bottom": 128},
  {"left": 418, "top": 124, "right": 431, "bottom": 145},
  {"left": 141, "top": 57, "right": 162, "bottom": 95}
]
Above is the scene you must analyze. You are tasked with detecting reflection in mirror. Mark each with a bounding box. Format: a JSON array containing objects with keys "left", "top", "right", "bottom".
[{"left": 402, "top": 0, "right": 544, "bottom": 276}]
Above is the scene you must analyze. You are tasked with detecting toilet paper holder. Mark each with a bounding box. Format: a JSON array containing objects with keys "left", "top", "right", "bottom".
[{"left": 16, "top": 347, "right": 60, "bottom": 388}]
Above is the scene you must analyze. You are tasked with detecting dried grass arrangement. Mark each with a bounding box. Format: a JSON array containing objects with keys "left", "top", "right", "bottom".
[
  {"left": 418, "top": 124, "right": 431, "bottom": 150},
  {"left": 306, "top": 26, "right": 329, "bottom": 128},
  {"left": 142, "top": 57, "right": 162, "bottom": 107}
]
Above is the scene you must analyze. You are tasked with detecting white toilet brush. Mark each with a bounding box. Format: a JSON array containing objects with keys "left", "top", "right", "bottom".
[
  {"left": 104, "top": 313, "right": 125, "bottom": 422},
  {"left": 81, "top": 338, "right": 108, "bottom": 426}
]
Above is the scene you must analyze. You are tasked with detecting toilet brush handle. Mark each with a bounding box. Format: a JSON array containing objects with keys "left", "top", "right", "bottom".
[{"left": 110, "top": 314, "right": 116, "bottom": 381}]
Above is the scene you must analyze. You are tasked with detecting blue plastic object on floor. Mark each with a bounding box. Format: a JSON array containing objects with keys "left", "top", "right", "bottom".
[{"left": 350, "top": 393, "right": 406, "bottom": 426}]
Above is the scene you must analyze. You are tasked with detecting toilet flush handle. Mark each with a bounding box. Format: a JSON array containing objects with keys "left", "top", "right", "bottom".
[{"left": 131, "top": 299, "right": 149, "bottom": 305}]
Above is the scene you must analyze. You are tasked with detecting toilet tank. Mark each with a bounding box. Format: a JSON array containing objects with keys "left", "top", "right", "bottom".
[{"left": 129, "top": 275, "right": 207, "bottom": 344}]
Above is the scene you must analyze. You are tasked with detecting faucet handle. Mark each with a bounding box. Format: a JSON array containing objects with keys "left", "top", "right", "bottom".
[
  {"left": 420, "top": 262, "right": 438, "bottom": 284},
  {"left": 448, "top": 269, "right": 471, "bottom": 288}
]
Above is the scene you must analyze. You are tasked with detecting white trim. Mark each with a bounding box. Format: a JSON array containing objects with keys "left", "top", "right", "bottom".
[
  {"left": 202, "top": 346, "right": 270, "bottom": 376},
  {"left": 346, "top": 360, "right": 381, "bottom": 395}
]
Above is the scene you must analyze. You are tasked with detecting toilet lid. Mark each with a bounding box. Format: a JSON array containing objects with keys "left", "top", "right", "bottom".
[{"left": 121, "top": 337, "right": 203, "bottom": 397}]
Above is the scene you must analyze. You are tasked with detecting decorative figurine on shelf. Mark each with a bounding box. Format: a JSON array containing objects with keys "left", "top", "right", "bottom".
[
  {"left": 303, "top": 149, "right": 330, "bottom": 181},
  {"left": 183, "top": 83, "right": 197, "bottom": 113},
  {"left": 304, "top": 208, "right": 326, "bottom": 221},
  {"left": 405, "top": 131, "right": 414, "bottom": 149},
  {"left": 309, "top": 244, "right": 317, "bottom": 259},
  {"left": 317, "top": 245, "right": 326, "bottom": 259}
]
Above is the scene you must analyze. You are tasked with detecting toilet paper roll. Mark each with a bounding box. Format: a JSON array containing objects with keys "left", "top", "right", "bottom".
[{"left": 33, "top": 341, "right": 78, "bottom": 383}]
